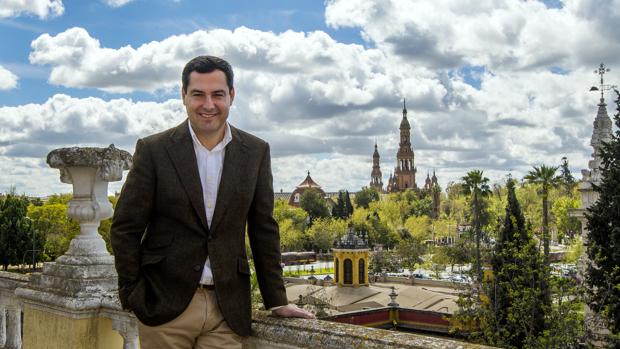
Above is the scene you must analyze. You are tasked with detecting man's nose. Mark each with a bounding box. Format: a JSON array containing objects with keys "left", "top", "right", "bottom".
[{"left": 202, "top": 96, "right": 215, "bottom": 108}]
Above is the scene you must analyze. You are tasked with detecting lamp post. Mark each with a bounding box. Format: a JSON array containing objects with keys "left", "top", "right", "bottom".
[{"left": 23, "top": 216, "right": 39, "bottom": 272}]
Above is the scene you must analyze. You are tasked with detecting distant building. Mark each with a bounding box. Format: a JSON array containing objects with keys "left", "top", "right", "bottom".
[
  {"left": 332, "top": 226, "right": 370, "bottom": 287},
  {"left": 369, "top": 143, "right": 383, "bottom": 192},
  {"left": 289, "top": 171, "right": 327, "bottom": 207},
  {"left": 375, "top": 100, "right": 441, "bottom": 217}
]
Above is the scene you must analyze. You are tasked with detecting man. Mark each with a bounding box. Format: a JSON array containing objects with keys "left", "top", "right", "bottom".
[{"left": 111, "top": 55, "right": 314, "bottom": 349}]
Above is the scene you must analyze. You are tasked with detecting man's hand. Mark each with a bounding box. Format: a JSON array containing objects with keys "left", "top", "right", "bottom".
[{"left": 272, "top": 304, "right": 316, "bottom": 319}]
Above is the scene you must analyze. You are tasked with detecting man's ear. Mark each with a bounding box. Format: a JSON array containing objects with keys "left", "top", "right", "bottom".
[
  {"left": 229, "top": 88, "right": 235, "bottom": 105},
  {"left": 181, "top": 87, "right": 187, "bottom": 106}
]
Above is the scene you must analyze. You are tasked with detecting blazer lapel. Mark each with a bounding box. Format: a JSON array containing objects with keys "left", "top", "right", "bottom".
[
  {"left": 165, "top": 121, "right": 209, "bottom": 232},
  {"left": 210, "top": 126, "right": 248, "bottom": 234}
]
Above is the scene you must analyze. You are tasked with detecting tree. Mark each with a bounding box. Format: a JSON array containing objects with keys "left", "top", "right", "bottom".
[
  {"left": 344, "top": 190, "right": 354, "bottom": 217},
  {"left": 27, "top": 202, "right": 79, "bottom": 260},
  {"left": 451, "top": 179, "right": 553, "bottom": 349},
  {"left": 488, "top": 179, "right": 546, "bottom": 348},
  {"left": 585, "top": 89, "right": 620, "bottom": 339},
  {"left": 461, "top": 169, "right": 491, "bottom": 282},
  {"left": 524, "top": 164, "right": 561, "bottom": 264},
  {"left": 551, "top": 195, "right": 581, "bottom": 243},
  {"left": 332, "top": 190, "right": 353, "bottom": 219},
  {"left": 354, "top": 186, "right": 379, "bottom": 209},
  {"left": 305, "top": 217, "right": 346, "bottom": 252},
  {"left": 300, "top": 188, "right": 330, "bottom": 224},
  {"left": 559, "top": 156, "right": 576, "bottom": 195},
  {"left": 395, "top": 230, "right": 425, "bottom": 270},
  {"left": 0, "top": 191, "right": 35, "bottom": 270}
]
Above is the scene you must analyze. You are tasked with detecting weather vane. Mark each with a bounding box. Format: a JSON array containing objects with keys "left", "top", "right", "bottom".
[{"left": 590, "top": 63, "right": 617, "bottom": 102}]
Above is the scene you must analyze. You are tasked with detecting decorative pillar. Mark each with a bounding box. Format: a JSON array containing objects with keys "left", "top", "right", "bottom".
[
  {"left": 16, "top": 145, "right": 132, "bottom": 349},
  {"left": 5, "top": 304, "right": 21, "bottom": 349}
]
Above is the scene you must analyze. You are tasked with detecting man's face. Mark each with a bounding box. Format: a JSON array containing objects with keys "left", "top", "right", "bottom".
[{"left": 182, "top": 70, "right": 234, "bottom": 142}]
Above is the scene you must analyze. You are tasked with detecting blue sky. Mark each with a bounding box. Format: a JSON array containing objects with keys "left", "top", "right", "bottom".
[
  {"left": 0, "top": 0, "right": 618, "bottom": 196},
  {"left": 0, "top": 1, "right": 364, "bottom": 106}
]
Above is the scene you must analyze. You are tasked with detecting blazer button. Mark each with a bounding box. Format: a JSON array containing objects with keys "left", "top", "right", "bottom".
[{"left": 193, "top": 265, "right": 202, "bottom": 272}]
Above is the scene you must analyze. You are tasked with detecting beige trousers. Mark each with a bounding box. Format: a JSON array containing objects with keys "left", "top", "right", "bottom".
[{"left": 138, "top": 288, "right": 243, "bottom": 349}]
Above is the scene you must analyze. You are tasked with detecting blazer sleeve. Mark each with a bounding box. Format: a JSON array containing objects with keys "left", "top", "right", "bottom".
[
  {"left": 110, "top": 138, "right": 156, "bottom": 309},
  {"left": 247, "top": 143, "right": 288, "bottom": 309}
]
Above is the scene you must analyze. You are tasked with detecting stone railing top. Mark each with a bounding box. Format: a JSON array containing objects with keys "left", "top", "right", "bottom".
[
  {"left": 0, "top": 271, "right": 29, "bottom": 296},
  {"left": 251, "top": 311, "right": 496, "bottom": 349},
  {"left": 47, "top": 144, "right": 132, "bottom": 182}
]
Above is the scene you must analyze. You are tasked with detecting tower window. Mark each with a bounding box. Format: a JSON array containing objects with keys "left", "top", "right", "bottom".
[
  {"left": 359, "top": 259, "right": 365, "bottom": 284},
  {"left": 344, "top": 259, "right": 353, "bottom": 284}
]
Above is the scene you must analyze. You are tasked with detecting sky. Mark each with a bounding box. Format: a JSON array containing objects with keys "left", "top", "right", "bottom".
[{"left": 0, "top": 0, "right": 619, "bottom": 196}]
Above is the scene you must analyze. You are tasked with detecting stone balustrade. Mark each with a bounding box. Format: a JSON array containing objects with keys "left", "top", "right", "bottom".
[{"left": 0, "top": 271, "right": 494, "bottom": 348}]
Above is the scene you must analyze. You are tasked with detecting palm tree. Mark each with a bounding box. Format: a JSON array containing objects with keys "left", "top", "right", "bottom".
[
  {"left": 461, "top": 169, "right": 491, "bottom": 282},
  {"left": 524, "top": 164, "right": 561, "bottom": 264}
]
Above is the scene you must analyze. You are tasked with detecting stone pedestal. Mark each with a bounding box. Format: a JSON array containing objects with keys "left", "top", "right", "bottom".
[{"left": 16, "top": 145, "right": 132, "bottom": 349}]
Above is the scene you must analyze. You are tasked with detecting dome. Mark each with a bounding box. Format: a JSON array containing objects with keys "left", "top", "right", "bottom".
[{"left": 334, "top": 226, "right": 368, "bottom": 249}]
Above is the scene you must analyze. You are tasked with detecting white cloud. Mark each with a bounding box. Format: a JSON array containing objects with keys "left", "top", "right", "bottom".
[
  {"left": 325, "top": 0, "right": 620, "bottom": 70},
  {"left": 7, "top": 1, "right": 620, "bottom": 195},
  {"left": 0, "top": 65, "right": 18, "bottom": 90},
  {"left": 102, "top": 0, "right": 134, "bottom": 8},
  {"left": 0, "top": 0, "right": 64, "bottom": 19}
]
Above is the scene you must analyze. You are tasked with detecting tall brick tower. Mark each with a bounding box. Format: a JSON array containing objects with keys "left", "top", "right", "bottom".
[{"left": 394, "top": 99, "right": 416, "bottom": 190}]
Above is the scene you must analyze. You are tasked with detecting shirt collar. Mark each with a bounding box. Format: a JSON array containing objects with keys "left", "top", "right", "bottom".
[{"left": 188, "top": 121, "right": 232, "bottom": 152}]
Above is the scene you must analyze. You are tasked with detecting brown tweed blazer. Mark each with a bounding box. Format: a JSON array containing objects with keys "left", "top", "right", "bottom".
[{"left": 110, "top": 120, "right": 288, "bottom": 336}]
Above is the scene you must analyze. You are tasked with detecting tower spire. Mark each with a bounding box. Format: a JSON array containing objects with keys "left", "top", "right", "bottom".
[
  {"left": 403, "top": 98, "right": 407, "bottom": 116},
  {"left": 591, "top": 63, "right": 617, "bottom": 105}
]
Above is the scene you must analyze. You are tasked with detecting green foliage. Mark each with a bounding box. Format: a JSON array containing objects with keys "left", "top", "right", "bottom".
[
  {"left": 403, "top": 215, "right": 431, "bottom": 240},
  {"left": 354, "top": 186, "right": 379, "bottom": 209},
  {"left": 370, "top": 250, "right": 400, "bottom": 274},
  {"left": 305, "top": 217, "right": 347, "bottom": 252},
  {"left": 444, "top": 238, "right": 473, "bottom": 271},
  {"left": 395, "top": 230, "right": 425, "bottom": 270},
  {"left": 585, "top": 89, "right": 620, "bottom": 338},
  {"left": 551, "top": 193, "right": 581, "bottom": 243},
  {"left": 0, "top": 191, "right": 36, "bottom": 270},
  {"left": 563, "top": 238, "right": 583, "bottom": 264},
  {"left": 430, "top": 246, "right": 450, "bottom": 279},
  {"left": 299, "top": 188, "right": 330, "bottom": 223},
  {"left": 273, "top": 199, "right": 308, "bottom": 251},
  {"left": 27, "top": 203, "right": 79, "bottom": 260}
]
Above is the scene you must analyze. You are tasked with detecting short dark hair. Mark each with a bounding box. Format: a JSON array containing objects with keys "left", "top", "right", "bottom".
[{"left": 181, "top": 56, "right": 234, "bottom": 93}]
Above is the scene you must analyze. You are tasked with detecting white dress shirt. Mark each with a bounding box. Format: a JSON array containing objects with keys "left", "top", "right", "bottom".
[{"left": 188, "top": 121, "right": 232, "bottom": 285}]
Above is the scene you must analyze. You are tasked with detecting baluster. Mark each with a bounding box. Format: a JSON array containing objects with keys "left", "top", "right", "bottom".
[
  {"left": 5, "top": 305, "right": 21, "bottom": 349},
  {"left": 112, "top": 316, "right": 139, "bottom": 349},
  {"left": 0, "top": 304, "right": 6, "bottom": 348}
]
